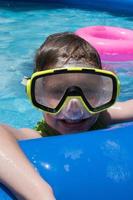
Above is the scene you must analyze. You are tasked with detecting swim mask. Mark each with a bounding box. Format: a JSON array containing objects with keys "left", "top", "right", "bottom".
[{"left": 24, "top": 67, "right": 120, "bottom": 115}]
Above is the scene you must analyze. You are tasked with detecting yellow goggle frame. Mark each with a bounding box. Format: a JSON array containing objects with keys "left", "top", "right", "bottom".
[{"left": 25, "top": 67, "right": 120, "bottom": 114}]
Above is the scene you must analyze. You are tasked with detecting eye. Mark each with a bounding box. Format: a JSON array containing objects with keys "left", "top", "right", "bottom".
[{"left": 47, "top": 88, "right": 64, "bottom": 99}]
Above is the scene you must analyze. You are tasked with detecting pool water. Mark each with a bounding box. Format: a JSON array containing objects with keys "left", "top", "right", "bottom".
[{"left": 0, "top": 1, "right": 133, "bottom": 128}]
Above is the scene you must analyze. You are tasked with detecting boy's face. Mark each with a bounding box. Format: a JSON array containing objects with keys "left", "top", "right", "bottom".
[{"left": 31, "top": 65, "right": 116, "bottom": 134}]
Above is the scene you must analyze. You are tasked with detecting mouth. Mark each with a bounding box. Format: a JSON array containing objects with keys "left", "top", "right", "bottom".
[
  {"left": 61, "top": 118, "right": 88, "bottom": 124},
  {"left": 55, "top": 115, "right": 98, "bottom": 134},
  {"left": 59, "top": 118, "right": 90, "bottom": 127}
]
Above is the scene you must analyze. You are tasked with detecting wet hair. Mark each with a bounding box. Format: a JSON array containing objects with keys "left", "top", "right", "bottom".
[{"left": 35, "top": 32, "right": 102, "bottom": 72}]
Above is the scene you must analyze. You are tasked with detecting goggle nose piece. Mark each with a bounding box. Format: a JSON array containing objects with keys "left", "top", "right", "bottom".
[
  {"left": 59, "top": 96, "right": 92, "bottom": 121},
  {"left": 65, "top": 86, "right": 83, "bottom": 96},
  {"left": 65, "top": 98, "right": 84, "bottom": 114}
]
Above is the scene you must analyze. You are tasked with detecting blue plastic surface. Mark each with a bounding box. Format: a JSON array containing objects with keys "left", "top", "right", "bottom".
[
  {"left": 2, "top": 0, "right": 133, "bottom": 14},
  {"left": 0, "top": 123, "right": 133, "bottom": 200}
]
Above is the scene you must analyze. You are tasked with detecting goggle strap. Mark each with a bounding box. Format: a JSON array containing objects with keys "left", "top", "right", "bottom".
[{"left": 21, "top": 76, "right": 30, "bottom": 86}]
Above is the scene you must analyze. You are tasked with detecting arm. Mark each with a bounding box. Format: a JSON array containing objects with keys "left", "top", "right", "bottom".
[
  {"left": 0, "top": 124, "right": 56, "bottom": 200},
  {"left": 107, "top": 99, "right": 133, "bottom": 124}
]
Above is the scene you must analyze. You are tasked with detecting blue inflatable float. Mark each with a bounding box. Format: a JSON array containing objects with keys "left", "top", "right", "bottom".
[{"left": 0, "top": 122, "right": 133, "bottom": 200}]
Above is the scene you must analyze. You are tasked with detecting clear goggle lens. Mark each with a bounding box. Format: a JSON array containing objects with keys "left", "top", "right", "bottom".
[{"left": 34, "top": 73, "right": 113, "bottom": 111}]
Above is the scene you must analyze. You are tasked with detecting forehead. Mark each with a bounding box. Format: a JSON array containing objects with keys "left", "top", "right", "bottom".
[{"left": 43, "top": 72, "right": 102, "bottom": 87}]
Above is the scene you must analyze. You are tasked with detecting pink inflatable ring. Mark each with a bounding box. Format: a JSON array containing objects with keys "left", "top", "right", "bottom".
[{"left": 75, "top": 26, "right": 133, "bottom": 61}]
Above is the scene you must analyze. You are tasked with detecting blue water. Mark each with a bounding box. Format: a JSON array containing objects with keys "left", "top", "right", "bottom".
[{"left": 0, "top": 1, "right": 133, "bottom": 128}]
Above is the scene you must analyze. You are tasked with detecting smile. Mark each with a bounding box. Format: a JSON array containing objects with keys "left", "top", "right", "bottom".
[{"left": 63, "top": 118, "right": 89, "bottom": 123}]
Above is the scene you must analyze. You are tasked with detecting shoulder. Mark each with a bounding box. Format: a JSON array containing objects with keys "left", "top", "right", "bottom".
[{"left": 19, "top": 128, "right": 42, "bottom": 140}]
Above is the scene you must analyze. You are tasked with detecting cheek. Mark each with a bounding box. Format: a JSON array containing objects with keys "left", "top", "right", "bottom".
[
  {"left": 45, "top": 113, "right": 63, "bottom": 129},
  {"left": 45, "top": 113, "right": 64, "bottom": 133},
  {"left": 91, "top": 114, "right": 99, "bottom": 124},
  {"left": 45, "top": 113, "right": 57, "bottom": 125}
]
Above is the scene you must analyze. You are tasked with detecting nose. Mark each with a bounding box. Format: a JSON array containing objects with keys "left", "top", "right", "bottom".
[
  {"left": 64, "top": 99, "right": 84, "bottom": 119},
  {"left": 66, "top": 99, "right": 82, "bottom": 111}
]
